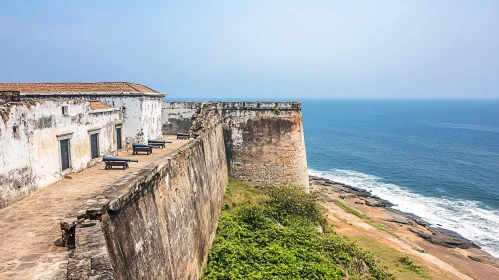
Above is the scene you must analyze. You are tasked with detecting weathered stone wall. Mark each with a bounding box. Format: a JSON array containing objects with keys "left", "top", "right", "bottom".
[
  {"left": 0, "top": 91, "right": 20, "bottom": 104},
  {"left": 0, "top": 100, "right": 123, "bottom": 208},
  {"left": 161, "top": 101, "right": 309, "bottom": 189},
  {"left": 59, "top": 100, "right": 307, "bottom": 279},
  {"left": 222, "top": 102, "right": 309, "bottom": 189},
  {"left": 22, "top": 93, "right": 164, "bottom": 144},
  {"left": 161, "top": 101, "right": 201, "bottom": 135},
  {"left": 62, "top": 108, "right": 228, "bottom": 279}
]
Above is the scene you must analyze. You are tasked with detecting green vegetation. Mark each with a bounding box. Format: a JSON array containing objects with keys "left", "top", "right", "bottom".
[
  {"left": 333, "top": 199, "right": 389, "bottom": 232},
  {"left": 333, "top": 199, "right": 369, "bottom": 220},
  {"left": 353, "top": 237, "right": 431, "bottom": 279},
  {"left": 398, "top": 256, "right": 424, "bottom": 274},
  {"left": 202, "top": 179, "right": 394, "bottom": 280},
  {"left": 274, "top": 106, "right": 280, "bottom": 113}
]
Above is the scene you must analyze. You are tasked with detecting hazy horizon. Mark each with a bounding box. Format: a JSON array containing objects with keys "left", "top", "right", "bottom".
[{"left": 1, "top": 1, "right": 498, "bottom": 99}]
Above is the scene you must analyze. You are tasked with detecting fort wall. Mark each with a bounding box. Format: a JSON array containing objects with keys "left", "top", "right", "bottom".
[
  {"left": 0, "top": 100, "right": 123, "bottom": 208},
  {"left": 161, "top": 101, "right": 201, "bottom": 135},
  {"left": 62, "top": 107, "right": 227, "bottom": 279},
  {"left": 161, "top": 101, "right": 309, "bottom": 189},
  {"left": 2, "top": 99, "right": 308, "bottom": 278},
  {"left": 222, "top": 102, "right": 309, "bottom": 189}
]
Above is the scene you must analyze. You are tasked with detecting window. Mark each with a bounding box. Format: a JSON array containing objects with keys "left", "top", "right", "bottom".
[
  {"left": 13, "top": 125, "right": 19, "bottom": 135},
  {"left": 62, "top": 106, "right": 68, "bottom": 115}
]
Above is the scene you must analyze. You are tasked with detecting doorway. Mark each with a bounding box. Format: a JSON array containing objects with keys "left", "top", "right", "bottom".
[
  {"left": 90, "top": 133, "right": 99, "bottom": 159},
  {"left": 116, "top": 126, "right": 122, "bottom": 149},
  {"left": 60, "top": 139, "right": 70, "bottom": 170}
]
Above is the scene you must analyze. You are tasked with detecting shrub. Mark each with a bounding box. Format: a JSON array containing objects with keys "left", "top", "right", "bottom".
[
  {"left": 264, "top": 185, "right": 323, "bottom": 225},
  {"left": 238, "top": 205, "right": 269, "bottom": 229},
  {"left": 398, "top": 255, "right": 422, "bottom": 273},
  {"left": 202, "top": 180, "right": 395, "bottom": 280}
]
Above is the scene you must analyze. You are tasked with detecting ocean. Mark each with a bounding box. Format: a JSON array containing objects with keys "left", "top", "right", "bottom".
[{"left": 302, "top": 99, "right": 499, "bottom": 257}]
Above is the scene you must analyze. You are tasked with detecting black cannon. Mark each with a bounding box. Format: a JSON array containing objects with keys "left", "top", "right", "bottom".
[
  {"left": 147, "top": 139, "right": 172, "bottom": 148},
  {"left": 176, "top": 132, "right": 190, "bottom": 140},
  {"left": 103, "top": 156, "right": 138, "bottom": 170},
  {"left": 132, "top": 143, "right": 153, "bottom": 155}
]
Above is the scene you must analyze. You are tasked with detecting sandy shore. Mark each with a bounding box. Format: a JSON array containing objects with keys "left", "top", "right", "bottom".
[{"left": 310, "top": 176, "right": 499, "bottom": 280}]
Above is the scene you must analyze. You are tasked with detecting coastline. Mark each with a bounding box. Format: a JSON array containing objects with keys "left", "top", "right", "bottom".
[{"left": 310, "top": 175, "right": 499, "bottom": 279}]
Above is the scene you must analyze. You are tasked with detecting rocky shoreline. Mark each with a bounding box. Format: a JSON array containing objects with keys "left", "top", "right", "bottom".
[{"left": 309, "top": 175, "right": 483, "bottom": 251}]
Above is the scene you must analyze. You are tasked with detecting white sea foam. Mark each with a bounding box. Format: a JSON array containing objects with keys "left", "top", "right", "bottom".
[{"left": 309, "top": 168, "right": 499, "bottom": 258}]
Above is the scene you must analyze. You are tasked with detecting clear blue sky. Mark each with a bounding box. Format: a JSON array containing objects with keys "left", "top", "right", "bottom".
[{"left": 1, "top": 1, "right": 498, "bottom": 98}]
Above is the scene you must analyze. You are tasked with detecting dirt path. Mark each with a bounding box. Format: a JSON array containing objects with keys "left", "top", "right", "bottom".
[{"left": 0, "top": 136, "right": 191, "bottom": 280}]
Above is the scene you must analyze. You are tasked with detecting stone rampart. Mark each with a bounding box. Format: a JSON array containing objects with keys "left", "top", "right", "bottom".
[
  {"left": 222, "top": 102, "right": 308, "bottom": 189},
  {"left": 61, "top": 110, "right": 228, "bottom": 279},
  {"left": 161, "top": 101, "right": 309, "bottom": 189},
  {"left": 60, "top": 100, "right": 306, "bottom": 278}
]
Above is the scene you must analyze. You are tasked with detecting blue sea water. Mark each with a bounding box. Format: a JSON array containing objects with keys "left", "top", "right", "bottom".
[{"left": 302, "top": 99, "right": 499, "bottom": 257}]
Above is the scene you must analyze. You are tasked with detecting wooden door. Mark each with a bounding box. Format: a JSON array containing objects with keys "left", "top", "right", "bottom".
[
  {"left": 116, "top": 127, "right": 122, "bottom": 149},
  {"left": 91, "top": 134, "right": 99, "bottom": 159},
  {"left": 60, "top": 139, "right": 70, "bottom": 170}
]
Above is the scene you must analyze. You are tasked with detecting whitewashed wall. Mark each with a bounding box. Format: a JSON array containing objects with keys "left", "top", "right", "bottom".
[
  {"left": 141, "top": 96, "right": 163, "bottom": 141},
  {"left": 22, "top": 93, "right": 164, "bottom": 144},
  {"left": 0, "top": 100, "right": 123, "bottom": 208},
  {"left": 161, "top": 102, "right": 202, "bottom": 135}
]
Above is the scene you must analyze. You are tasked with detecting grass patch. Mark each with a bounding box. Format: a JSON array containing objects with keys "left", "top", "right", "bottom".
[
  {"left": 332, "top": 199, "right": 391, "bottom": 233},
  {"left": 333, "top": 199, "right": 370, "bottom": 220},
  {"left": 398, "top": 256, "right": 424, "bottom": 275},
  {"left": 202, "top": 179, "right": 395, "bottom": 280},
  {"left": 353, "top": 236, "right": 432, "bottom": 279},
  {"left": 370, "top": 222, "right": 389, "bottom": 232}
]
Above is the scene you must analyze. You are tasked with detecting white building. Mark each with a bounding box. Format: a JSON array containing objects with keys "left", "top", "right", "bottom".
[
  {"left": 0, "top": 82, "right": 165, "bottom": 144},
  {"left": 0, "top": 92, "right": 125, "bottom": 208}
]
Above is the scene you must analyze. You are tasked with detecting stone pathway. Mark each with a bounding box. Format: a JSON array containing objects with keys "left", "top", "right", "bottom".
[{"left": 0, "top": 136, "right": 191, "bottom": 280}]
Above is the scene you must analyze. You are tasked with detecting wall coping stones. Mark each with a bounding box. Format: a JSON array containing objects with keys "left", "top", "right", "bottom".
[
  {"left": 221, "top": 101, "right": 301, "bottom": 110},
  {"left": 162, "top": 101, "right": 302, "bottom": 111}
]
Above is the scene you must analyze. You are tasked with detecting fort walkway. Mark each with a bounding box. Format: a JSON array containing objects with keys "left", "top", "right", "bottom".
[{"left": 0, "top": 136, "right": 192, "bottom": 280}]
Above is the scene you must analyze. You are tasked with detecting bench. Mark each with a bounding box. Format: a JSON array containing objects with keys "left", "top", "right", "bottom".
[
  {"left": 176, "top": 133, "right": 190, "bottom": 140},
  {"left": 132, "top": 144, "right": 153, "bottom": 155},
  {"left": 103, "top": 156, "right": 138, "bottom": 170}
]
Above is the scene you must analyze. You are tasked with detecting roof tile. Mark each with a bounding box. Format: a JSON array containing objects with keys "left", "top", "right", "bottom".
[
  {"left": 0, "top": 82, "right": 158, "bottom": 93},
  {"left": 89, "top": 101, "right": 111, "bottom": 110}
]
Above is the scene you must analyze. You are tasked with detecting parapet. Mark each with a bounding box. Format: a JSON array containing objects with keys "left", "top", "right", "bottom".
[{"left": 221, "top": 101, "right": 301, "bottom": 110}]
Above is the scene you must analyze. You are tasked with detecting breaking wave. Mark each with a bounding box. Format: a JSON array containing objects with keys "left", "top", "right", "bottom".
[{"left": 309, "top": 168, "right": 499, "bottom": 258}]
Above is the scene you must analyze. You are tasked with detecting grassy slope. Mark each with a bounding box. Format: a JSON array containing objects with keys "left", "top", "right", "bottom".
[
  {"left": 331, "top": 199, "right": 433, "bottom": 279},
  {"left": 202, "top": 179, "right": 401, "bottom": 280}
]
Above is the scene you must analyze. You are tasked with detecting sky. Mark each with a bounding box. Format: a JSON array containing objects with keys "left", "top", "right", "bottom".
[{"left": 0, "top": 1, "right": 498, "bottom": 99}]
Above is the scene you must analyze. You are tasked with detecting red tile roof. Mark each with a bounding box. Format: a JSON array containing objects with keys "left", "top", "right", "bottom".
[
  {"left": 0, "top": 82, "right": 158, "bottom": 93},
  {"left": 89, "top": 101, "right": 111, "bottom": 110}
]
